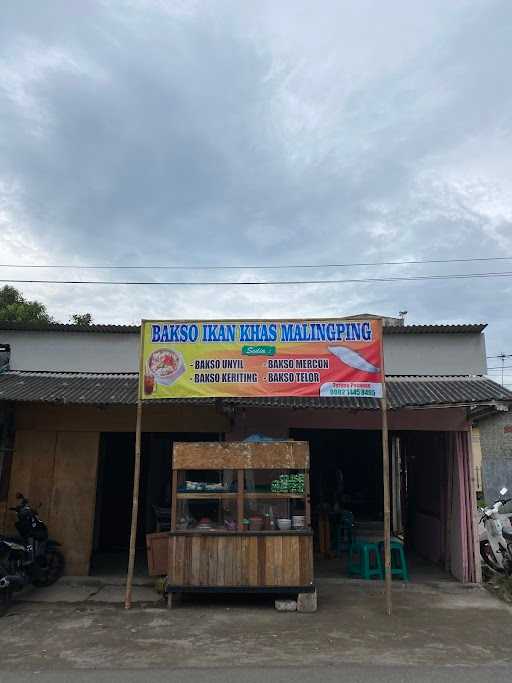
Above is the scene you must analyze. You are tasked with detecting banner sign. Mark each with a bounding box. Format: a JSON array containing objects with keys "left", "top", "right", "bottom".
[{"left": 140, "top": 319, "right": 383, "bottom": 400}]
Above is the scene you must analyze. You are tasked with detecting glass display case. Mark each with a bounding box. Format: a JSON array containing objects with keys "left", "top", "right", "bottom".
[
  {"left": 172, "top": 466, "right": 309, "bottom": 533},
  {"left": 167, "top": 441, "right": 314, "bottom": 599}
]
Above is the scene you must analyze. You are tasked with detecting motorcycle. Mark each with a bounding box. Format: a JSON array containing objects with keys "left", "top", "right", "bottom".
[
  {"left": 479, "top": 486, "right": 512, "bottom": 575},
  {"left": 0, "top": 492, "right": 65, "bottom": 615}
]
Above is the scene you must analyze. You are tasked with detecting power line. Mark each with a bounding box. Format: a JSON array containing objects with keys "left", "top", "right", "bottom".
[
  {"left": 1, "top": 270, "right": 512, "bottom": 286},
  {"left": 1, "top": 254, "right": 512, "bottom": 271}
]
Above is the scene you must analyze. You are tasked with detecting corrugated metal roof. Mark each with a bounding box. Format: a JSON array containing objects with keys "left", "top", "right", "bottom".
[
  {"left": 0, "top": 371, "right": 137, "bottom": 405},
  {"left": 0, "top": 321, "right": 486, "bottom": 335},
  {"left": 0, "top": 322, "right": 139, "bottom": 334},
  {"left": 383, "top": 324, "right": 486, "bottom": 334},
  {"left": 0, "top": 371, "right": 510, "bottom": 410}
]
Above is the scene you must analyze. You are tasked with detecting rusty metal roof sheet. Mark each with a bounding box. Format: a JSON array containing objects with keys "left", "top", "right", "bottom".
[{"left": 0, "top": 371, "right": 510, "bottom": 410}]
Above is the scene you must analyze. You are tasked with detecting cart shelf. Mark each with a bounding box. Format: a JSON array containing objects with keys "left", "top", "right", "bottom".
[
  {"left": 175, "top": 492, "right": 237, "bottom": 500},
  {"left": 244, "top": 492, "right": 305, "bottom": 499}
]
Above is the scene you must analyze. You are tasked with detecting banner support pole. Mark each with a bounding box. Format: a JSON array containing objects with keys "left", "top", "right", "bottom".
[
  {"left": 125, "top": 323, "right": 145, "bottom": 609},
  {"left": 380, "top": 319, "right": 392, "bottom": 616}
]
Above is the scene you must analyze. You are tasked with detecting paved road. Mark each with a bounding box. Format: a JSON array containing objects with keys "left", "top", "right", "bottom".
[{"left": 1, "top": 666, "right": 511, "bottom": 683}]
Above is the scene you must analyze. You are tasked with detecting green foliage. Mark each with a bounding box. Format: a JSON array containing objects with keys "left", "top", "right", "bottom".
[
  {"left": 0, "top": 286, "right": 53, "bottom": 323},
  {"left": 70, "top": 312, "right": 93, "bottom": 326}
]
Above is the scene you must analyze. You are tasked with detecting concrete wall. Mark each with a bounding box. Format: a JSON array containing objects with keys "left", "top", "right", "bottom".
[
  {"left": 482, "top": 456, "right": 512, "bottom": 507},
  {"left": 0, "top": 330, "right": 137, "bottom": 373},
  {"left": 478, "top": 411, "right": 512, "bottom": 458},
  {"left": 0, "top": 328, "right": 487, "bottom": 376},
  {"left": 478, "top": 411, "right": 512, "bottom": 503},
  {"left": 384, "top": 332, "right": 487, "bottom": 375}
]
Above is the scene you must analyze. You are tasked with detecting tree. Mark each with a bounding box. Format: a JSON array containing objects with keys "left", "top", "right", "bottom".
[
  {"left": 0, "top": 286, "right": 53, "bottom": 323},
  {"left": 70, "top": 313, "right": 93, "bottom": 326}
]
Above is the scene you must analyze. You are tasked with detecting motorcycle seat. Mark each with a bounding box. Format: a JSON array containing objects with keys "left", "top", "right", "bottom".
[{"left": 502, "top": 527, "right": 512, "bottom": 541}]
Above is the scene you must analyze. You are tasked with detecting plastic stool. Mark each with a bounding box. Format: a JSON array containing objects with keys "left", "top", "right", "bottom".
[
  {"left": 378, "top": 539, "right": 409, "bottom": 581},
  {"left": 348, "top": 541, "right": 383, "bottom": 580}
]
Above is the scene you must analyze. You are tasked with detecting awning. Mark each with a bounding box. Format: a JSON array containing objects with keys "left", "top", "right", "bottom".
[{"left": 0, "top": 371, "right": 510, "bottom": 410}]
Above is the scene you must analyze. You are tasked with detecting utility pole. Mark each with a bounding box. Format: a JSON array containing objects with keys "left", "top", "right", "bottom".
[{"left": 498, "top": 352, "right": 506, "bottom": 387}]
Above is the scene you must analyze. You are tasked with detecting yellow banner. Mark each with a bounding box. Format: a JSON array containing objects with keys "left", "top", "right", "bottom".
[{"left": 140, "top": 319, "right": 383, "bottom": 400}]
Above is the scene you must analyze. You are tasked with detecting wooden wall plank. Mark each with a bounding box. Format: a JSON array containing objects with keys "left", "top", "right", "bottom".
[
  {"left": 248, "top": 537, "right": 258, "bottom": 586},
  {"left": 28, "top": 434, "right": 57, "bottom": 522},
  {"left": 167, "top": 533, "right": 313, "bottom": 589},
  {"left": 208, "top": 535, "right": 218, "bottom": 585},
  {"left": 289, "top": 536, "right": 301, "bottom": 585},
  {"left": 257, "top": 536, "right": 266, "bottom": 586},
  {"left": 184, "top": 535, "right": 192, "bottom": 586},
  {"left": 274, "top": 536, "right": 283, "bottom": 585},
  {"left": 5, "top": 430, "right": 57, "bottom": 533},
  {"left": 146, "top": 532, "right": 169, "bottom": 576},
  {"left": 240, "top": 536, "right": 249, "bottom": 585},
  {"left": 190, "top": 536, "right": 201, "bottom": 585},
  {"left": 217, "top": 536, "right": 226, "bottom": 586},
  {"left": 48, "top": 431, "right": 100, "bottom": 576},
  {"left": 167, "top": 536, "right": 176, "bottom": 582},
  {"left": 173, "top": 441, "right": 309, "bottom": 471},
  {"left": 232, "top": 536, "right": 242, "bottom": 585},
  {"left": 199, "top": 536, "right": 209, "bottom": 586},
  {"left": 16, "top": 404, "right": 228, "bottom": 434}
]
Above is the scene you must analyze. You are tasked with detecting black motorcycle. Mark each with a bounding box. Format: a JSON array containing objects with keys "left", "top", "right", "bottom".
[{"left": 0, "top": 492, "right": 65, "bottom": 615}]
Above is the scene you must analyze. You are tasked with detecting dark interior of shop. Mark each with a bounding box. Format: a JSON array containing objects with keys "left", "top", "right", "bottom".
[
  {"left": 91, "top": 432, "right": 220, "bottom": 575},
  {"left": 91, "top": 429, "right": 452, "bottom": 582},
  {"left": 291, "top": 428, "right": 383, "bottom": 521}
]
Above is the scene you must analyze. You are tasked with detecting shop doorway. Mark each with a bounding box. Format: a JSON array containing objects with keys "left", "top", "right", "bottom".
[
  {"left": 91, "top": 431, "right": 221, "bottom": 575},
  {"left": 291, "top": 428, "right": 384, "bottom": 573},
  {"left": 291, "top": 428, "right": 382, "bottom": 519},
  {"left": 291, "top": 427, "right": 459, "bottom": 583}
]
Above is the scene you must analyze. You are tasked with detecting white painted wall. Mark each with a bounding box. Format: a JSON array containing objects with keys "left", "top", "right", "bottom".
[
  {"left": 1, "top": 331, "right": 138, "bottom": 373},
  {"left": 384, "top": 332, "right": 487, "bottom": 375},
  {"left": 0, "top": 328, "right": 488, "bottom": 375}
]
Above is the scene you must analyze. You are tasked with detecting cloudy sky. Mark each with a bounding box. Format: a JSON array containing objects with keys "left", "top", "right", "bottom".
[{"left": 1, "top": 1, "right": 511, "bottom": 379}]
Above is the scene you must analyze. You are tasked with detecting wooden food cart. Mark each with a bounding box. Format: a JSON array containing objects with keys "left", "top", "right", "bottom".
[{"left": 166, "top": 440, "right": 314, "bottom": 605}]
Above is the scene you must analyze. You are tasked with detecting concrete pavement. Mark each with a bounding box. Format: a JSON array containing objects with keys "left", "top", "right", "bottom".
[{"left": 1, "top": 578, "right": 511, "bottom": 671}]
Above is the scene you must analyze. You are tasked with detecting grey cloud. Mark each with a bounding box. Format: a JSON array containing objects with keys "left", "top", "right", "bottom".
[{"left": 0, "top": 0, "right": 511, "bottom": 362}]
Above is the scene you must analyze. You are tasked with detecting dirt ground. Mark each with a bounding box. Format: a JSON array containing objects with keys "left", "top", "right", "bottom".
[{"left": 1, "top": 578, "right": 512, "bottom": 671}]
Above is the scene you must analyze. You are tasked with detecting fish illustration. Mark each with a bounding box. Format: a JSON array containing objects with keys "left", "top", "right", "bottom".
[{"left": 328, "top": 346, "right": 380, "bottom": 373}]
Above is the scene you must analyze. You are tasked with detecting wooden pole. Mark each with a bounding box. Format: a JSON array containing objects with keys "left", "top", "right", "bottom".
[
  {"left": 124, "top": 399, "right": 142, "bottom": 609},
  {"left": 125, "top": 322, "right": 145, "bottom": 609},
  {"left": 380, "top": 319, "right": 392, "bottom": 616}
]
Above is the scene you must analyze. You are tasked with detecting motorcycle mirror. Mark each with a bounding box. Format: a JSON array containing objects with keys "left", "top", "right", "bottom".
[{"left": 500, "top": 487, "right": 508, "bottom": 496}]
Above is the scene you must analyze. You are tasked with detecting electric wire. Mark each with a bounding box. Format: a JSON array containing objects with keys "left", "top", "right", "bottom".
[
  {"left": 1, "top": 270, "right": 512, "bottom": 286},
  {"left": 0, "top": 255, "right": 512, "bottom": 271}
]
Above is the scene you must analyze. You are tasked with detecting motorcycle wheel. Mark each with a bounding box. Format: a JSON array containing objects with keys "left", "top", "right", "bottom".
[
  {"left": 32, "top": 549, "right": 65, "bottom": 587},
  {"left": 0, "top": 589, "right": 12, "bottom": 617},
  {"left": 480, "top": 540, "right": 504, "bottom": 573}
]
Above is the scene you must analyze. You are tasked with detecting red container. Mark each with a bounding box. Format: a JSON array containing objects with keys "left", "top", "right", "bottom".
[{"left": 249, "top": 516, "right": 264, "bottom": 531}]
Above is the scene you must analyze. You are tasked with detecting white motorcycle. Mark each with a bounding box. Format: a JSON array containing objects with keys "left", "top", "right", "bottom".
[{"left": 479, "top": 486, "right": 512, "bottom": 575}]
